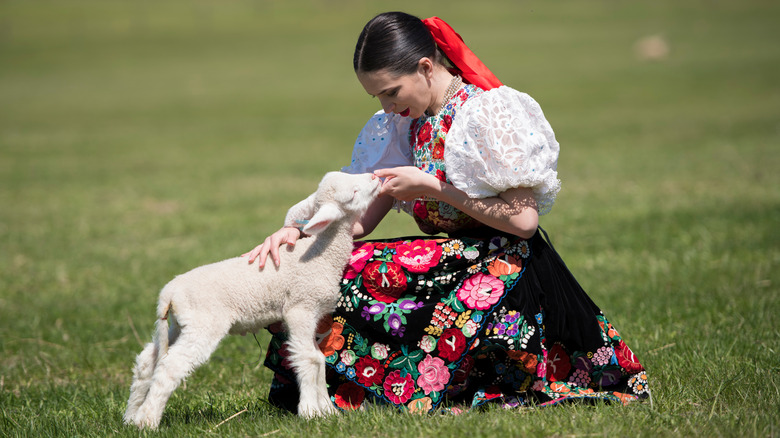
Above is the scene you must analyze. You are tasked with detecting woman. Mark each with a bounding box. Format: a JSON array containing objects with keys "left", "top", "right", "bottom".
[{"left": 246, "top": 12, "right": 649, "bottom": 413}]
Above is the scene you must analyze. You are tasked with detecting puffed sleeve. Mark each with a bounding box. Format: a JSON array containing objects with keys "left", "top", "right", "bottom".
[
  {"left": 444, "top": 87, "right": 561, "bottom": 215},
  {"left": 341, "top": 111, "right": 414, "bottom": 174}
]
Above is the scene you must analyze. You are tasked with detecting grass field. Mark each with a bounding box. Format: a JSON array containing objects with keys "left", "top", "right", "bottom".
[{"left": 1, "top": 0, "right": 779, "bottom": 436}]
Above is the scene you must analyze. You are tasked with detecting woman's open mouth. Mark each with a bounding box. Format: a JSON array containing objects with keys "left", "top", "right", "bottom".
[{"left": 399, "top": 108, "right": 410, "bottom": 117}]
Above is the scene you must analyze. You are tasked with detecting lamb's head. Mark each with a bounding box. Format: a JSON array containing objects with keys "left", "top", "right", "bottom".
[{"left": 301, "top": 172, "right": 381, "bottom": 235}]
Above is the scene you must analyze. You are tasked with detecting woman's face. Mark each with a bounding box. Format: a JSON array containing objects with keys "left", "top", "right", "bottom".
[{"left": 357, "top": 61, "right": 434, "bottom": 119}]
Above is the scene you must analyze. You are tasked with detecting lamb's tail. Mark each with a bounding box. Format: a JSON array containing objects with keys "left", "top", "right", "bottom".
[{"left": 154, "top": 295, "right": 173, "bottom": 365}]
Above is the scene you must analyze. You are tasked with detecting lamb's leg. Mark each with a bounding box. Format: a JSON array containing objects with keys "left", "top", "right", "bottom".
[
  {"left": 285, "top": 309, "right": 337, "bottom": 418},
  {"left": 123, "top": 342, "right": 158, "bottom": 424},
  {"left": 125, "top": 314, "right": 181, "bottom": 424},
  {"left": 132, "top": 326, "right": 226, "bottom": 429},
  {"left": 315, "top": 346, "right": 335, "bottom": 414}
]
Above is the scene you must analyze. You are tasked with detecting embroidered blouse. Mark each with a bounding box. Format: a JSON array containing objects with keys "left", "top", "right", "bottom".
[{"left": 340, "top": 85, "right": 561, "bottom": 234}]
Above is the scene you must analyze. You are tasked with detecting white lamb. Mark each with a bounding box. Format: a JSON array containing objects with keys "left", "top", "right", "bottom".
[{"left": 123, "top": 171, "right": 381, "bottom": 429}]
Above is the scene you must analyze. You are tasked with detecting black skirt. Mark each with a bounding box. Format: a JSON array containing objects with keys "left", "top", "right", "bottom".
[{"left": 264, "top": 228, "right": 649, "bottom": 413}]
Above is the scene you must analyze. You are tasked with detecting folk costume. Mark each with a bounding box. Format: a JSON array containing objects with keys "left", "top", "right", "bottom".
[{"left": 263, "top": 17, "right": 649, "bottom": 413}]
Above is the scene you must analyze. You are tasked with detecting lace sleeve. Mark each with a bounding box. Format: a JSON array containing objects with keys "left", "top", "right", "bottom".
[
  {"left": 341, "top": 111, "right": 414, "bottom": 174},
  {"left": 444, "top": 87, "right": 561, "bottom": 215}
]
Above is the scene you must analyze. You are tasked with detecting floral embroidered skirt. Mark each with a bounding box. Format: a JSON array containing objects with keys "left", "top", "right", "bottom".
[{"left": 263, "top": 229, "right": 649, "bottom": 413}]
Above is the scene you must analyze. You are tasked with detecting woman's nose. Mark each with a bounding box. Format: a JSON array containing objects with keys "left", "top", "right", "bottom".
[{"left": 380, "top": 98, "right": 394, "bottom": 114}]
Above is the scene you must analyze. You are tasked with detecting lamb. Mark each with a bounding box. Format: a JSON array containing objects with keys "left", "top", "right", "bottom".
[{"left": 123, "top": 171, "right": 382, "bottom": 429}]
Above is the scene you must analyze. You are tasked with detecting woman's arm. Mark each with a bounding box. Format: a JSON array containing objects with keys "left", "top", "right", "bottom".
[
  {"left": 352, "top": 194, "right": 394, "bottom": 239},
  {"left": 373, "top": 166, "right": 539, "bottom": 239}
]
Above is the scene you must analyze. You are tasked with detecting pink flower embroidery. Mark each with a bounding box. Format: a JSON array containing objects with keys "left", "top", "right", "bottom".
[
  {"left": 537, "top": 348, "right": 548, "bottom": 378},
  {"left": 456, "top": 273, "right": 505, "bottom": 310},
  {"left": 344, "top": 242, "right": 374, "bottom": 280},
  {"left": 393, "top": 239, "right": 442, "bottom": 273},
  {"left": 383, "top": 370, "right": 415, "bottom": 405},
  {"left": 416, "top": 354, "right": 450, "bottom": 395}
]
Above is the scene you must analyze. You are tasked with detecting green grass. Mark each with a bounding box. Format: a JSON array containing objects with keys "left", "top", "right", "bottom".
[{"left": 1, "top": 0, "right": 779, "bottom": 436}]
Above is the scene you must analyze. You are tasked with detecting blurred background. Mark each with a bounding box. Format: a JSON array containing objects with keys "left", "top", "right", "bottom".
[{"left": 1, "top": 0, "right": 778, "bottom": 435}]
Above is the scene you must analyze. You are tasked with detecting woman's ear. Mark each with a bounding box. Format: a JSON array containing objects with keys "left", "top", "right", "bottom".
[{"left": 417, "top": 57, "right": 435, "bottom": 78}]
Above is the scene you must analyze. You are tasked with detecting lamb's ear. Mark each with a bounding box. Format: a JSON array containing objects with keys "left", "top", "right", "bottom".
[{"left": 302, "top": 203, "right": 345, "bottom": 235}]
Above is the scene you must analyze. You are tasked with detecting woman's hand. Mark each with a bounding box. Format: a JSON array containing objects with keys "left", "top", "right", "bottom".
[
  {"left": 373, "top": 166, "right": 439, "bottom": 201},
  {"left": 242, "top": 226, "right": 302, "bottom": 268},
  {"left": 375, "top": 166, "right": 539, "bottom": 239}
]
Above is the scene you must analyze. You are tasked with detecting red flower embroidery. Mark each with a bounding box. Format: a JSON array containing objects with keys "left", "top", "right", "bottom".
[
  {"left": 383, "top": 370, "right": 415, "bottom": 405},
  {"left": 413, "top": 200, "right": 429, "bottom": 220},
  {"left": 344, "top": 242, "right": 374, "bottom": 280},
  {"left": 393, "top": 239, "right": 442, "bottom": 273},
  {"left": 546, "top": 343, "right": 572, "bottom": 382},
  {"left": 278, "top": 343, "right": 292, "bottom": 369},
  {"left": 334, "top": 381, "right": 365, "bottom": 410},
  {"left": 417, "top": 122, "right": 433, "bottom": 148},
  {"left": 437, "top": 327, "right": 467, "bottom": 361},
  {"left": 452, "top": 354, "right": 474, "bottom": 383},
  {"left": 441, "top": 115, "right": 453, "bottom": 133},
  {"left": 435, "top": 169, "right": 446, "bottom": 182},
  {"left": 615, "top": 340, "right": 644, "bottom": 374},
  {"left": 363, "top": 261, "right": 408, "bottom": 303},
  {"left": 432, "top": 139, "right": 445, "bottom": 160},
  {"left": 354, "top": 356, "right": 385, "bottom": 387}
]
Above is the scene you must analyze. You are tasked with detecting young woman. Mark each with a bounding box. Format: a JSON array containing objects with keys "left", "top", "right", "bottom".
[{"left": 246, "top": 12, "right": 649, "bottom": 413}]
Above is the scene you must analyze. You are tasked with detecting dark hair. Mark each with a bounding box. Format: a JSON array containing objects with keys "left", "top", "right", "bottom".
[{"left": 353, "top": 12, "right": 444, "bottom": 75}]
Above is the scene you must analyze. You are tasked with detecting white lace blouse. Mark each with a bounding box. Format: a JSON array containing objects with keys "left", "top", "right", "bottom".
[{"left": 343, "top": 86, "right": 561, "bottom": 216}]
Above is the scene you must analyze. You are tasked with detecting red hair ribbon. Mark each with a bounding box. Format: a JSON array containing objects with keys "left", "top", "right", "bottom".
[{"left": 422, "top": 16, "right": 503, "bottom": 91}]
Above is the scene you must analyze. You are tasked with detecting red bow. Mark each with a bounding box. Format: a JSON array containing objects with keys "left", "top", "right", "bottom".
[{"left": 423, "top": 17, "right": 503, "bottom": 91}]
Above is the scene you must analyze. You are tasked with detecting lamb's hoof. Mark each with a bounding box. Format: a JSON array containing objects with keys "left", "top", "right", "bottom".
[
  {"left": 298, "top": 403, "right": 335, "bottom": 419},
  {"left": 134, "top": 417, "right": 160, "bottom": 430},
  {"left": 131, "top": 411, "right": 161, "bottom": 430},
  {"left": 319, "top": 399, "right": 338, "bottom": 415}
]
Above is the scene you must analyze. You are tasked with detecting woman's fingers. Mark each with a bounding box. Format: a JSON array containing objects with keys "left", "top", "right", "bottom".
[
  {"left": 247, "top": 227, "right": 301, "bottom": 268},
  {"left": 243, "top": 244, "right": 264, "bottom": 263},
  {"left": 373, "top": 167, "right": 434, "bottom": 201}
]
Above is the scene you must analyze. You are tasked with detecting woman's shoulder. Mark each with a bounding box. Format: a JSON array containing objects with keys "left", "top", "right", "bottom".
[
  {"left": 460, "top": 85, "right": 538, "bottom": 113},
  {"left": 454, "top": 85, "right": 554, "bottom": 138}
]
